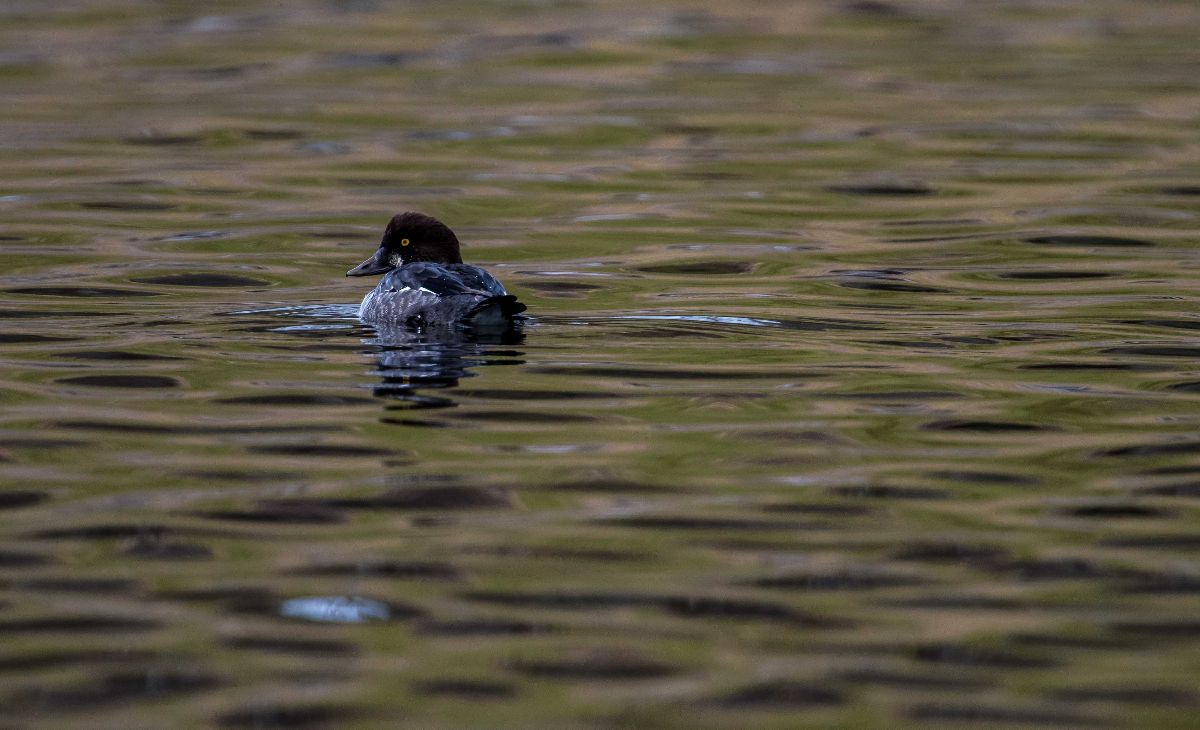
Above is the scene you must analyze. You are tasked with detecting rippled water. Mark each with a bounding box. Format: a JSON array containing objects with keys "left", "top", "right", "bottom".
[{"left": 2, "top": 1, "right": 1200, "bottom": 727}]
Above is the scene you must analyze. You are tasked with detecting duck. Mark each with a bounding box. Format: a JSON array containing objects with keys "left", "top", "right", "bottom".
[{"left": 346, "top": 212, "right": 526, "bottom": 327}]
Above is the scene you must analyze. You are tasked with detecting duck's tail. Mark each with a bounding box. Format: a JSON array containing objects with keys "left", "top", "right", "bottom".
[{"left": 465, "top": 295, "right": 526, "bottom": 327}]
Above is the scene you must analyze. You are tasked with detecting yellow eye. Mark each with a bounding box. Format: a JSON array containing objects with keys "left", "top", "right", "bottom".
[{"left": 400, "top": 238, "right": 410, "bottom": 246}]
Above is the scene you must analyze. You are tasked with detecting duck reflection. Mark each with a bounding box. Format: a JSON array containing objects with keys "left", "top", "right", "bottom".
[{"left": 365, "top": 323, "right": 525, "bottom": 410}]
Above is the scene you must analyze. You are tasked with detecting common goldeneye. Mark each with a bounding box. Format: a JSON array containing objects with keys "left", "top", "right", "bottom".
[{"left": 346, "top": 212, "right": 526, "bottom": 327}]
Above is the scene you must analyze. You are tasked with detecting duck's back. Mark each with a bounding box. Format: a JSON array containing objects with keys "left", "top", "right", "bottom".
[{"left": 359, "top": 262, "right": 523, "bottom": 326}]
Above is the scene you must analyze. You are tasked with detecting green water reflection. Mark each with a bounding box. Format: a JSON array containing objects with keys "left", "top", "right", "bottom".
[{"left": 1, "top": 1, "right": 1199, "bottom": 727}]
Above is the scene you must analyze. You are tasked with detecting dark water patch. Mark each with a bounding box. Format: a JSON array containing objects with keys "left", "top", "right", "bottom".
[
  {"left": 379, "top": 417, "right": 453, "bottom": 428},
  {"left": 602, "top": 516, "right": 810, "bottom": 531},
  {"left": 1119, "top": 318, "right": 1200, "bottom": 331},
  {"left": 31, "top": 524, "right": 232, "bottom": 541},
  {"left": 913, "top": 643, "right": 1056, "bottom": 669},
  {"left": 157, "top": 586, "right": 275, "bottom": 605},
  {"left": 124, "top": 134, "right": 201, "bottom": 146},
  {"left": 454, "top": 388, "right": 616, "bottom": 401},
  {"left": 841, "top": 1, "right": 909, "bottom": 17},
  {"left": 1021, "top": 362, "right": 1152, "bottom": 371},
  {"left": 56, "top": 375, "right": 181, "bottom": 389},
  {"left": 377, "top": 393, "right": 458, "bottom": 409},
  {"left": 463, "top": 590, "right": 653, "bottom": 610},
  {"left": 0, "top": 490, "right": 49, "bottom": 509},
  {"left": 636, "top": 261, "right": 754, "bottom": 275},
  {"left": 132, "top": 274, "right": 269, "bottom": 287},
  {"left": 997, "top": 271, "right": 1112, "bottom": 280},
  {"left": 1099, "top": 440, "right": 1200, "bottom": 458},
  {"left": 468, "top": 545, "right": 650, "bottom": 562},
  {"left": 1159, "top": 185, "right": 1200, "bottom": 196},
  {"left": 828, "top": 182, "right": 933, "bottom": 196},
  {"left": 246, "top": 443, "right": 392, "bottom": 457},
  {"left": 548, "top": 478, "right": 679, "bottom": 493},
  {"left": 0, "top": 333, "right": 76, "bottom": 343},
  {"left": 0, "top": 650, "right": 163, "bottom": 672},
  {"left": 763, "top": 502, "right": 871, "bottom": 516},
  {"left": 1136, "top": 466, "right": 1200, "bottom": 476},
  {"left": 0, "top": 616, "right": 161, "bottom": 634},
  {"left": 80, "top": 201, "right": 177, "bottom": 211},
  {"left": 0, "top": 308, "right": 127, "bottom": 318},
  {"left": 924, "top": 419, "right": 1047, "bottom": 432},
  {"left": 0, "top": 550, "right": 53, "bottom": 567},
  {"left": 692, "top": 537, "right": 811, "bottom": 552},
  {"left": 987, "top": 557, "right": 1132, "bottom": 581},
  {"left": 58, "top": 350, "right": 184, "bottom": 361},
  {"left": 310, "top": 486, "right": 512, "bottom": 510},
  {"left": 827, "top": 485, "right": 948, "bottom": 499},
  {"left": 1117, "top": 572, "right": 1200, "bottom": 594},
  {"left": 839, "top": 280, "right": 948, "bottom": 293},
  {"left": 509, "top": 653, "right": 678, "bottom": 680},
  {"left": 6, "top": 286, "right": 162, "bottom": 297},
  {"left": 755, "top": 568, "right": 926, "bottom": 591},
  {"left": 1134, "top": 482, "right": 1200, "bottom": 497},
  {"left": 522, "top": 280, "right": 601, "bottom": 295},
  {"left": 453, "top": 410, "right": 599, "bottom": 424},
  {"left": 831, "top": 390, "right": 963, "bottom": 400},
  {"left": 222, "top": 636, "right": 358, "bottom": 656},
  {"left": 414, "top": 679, "right": 516, "bottom": 698},
  {"left": 216, "top": 394, "right": 374, "bottom": 406},
  {"left": 121, "top": 535, "right": 213, "bottom": 560},
  {"left": 907, "top": 703, "right": 1105, "bottom": 726},
  {"left": 217, "top": 704, "right": 358, "bottom": 729},
  {"left": 1050, "top": 686, "right": 1198, "bottom": 706},
  {"left": 1166, "top": 381, "right": 1200, "bottom": 392},
  {"left": 865, "top": 338, "right": 952, "bottom": 349},
  {"left": 193, "top": 501, "right": 346, "bottom": 525},
  {"left": 1009, "top": 631, "right": 1140, "bottom": 650},
  {"left": 288, "top": 561, "right": 462, "bottom": 580},
  {"left": 529, "top": 365, "right": 779, "bottom": 380},
  {"left": 418, "top": 618, "right": 556, "bottom": 636},
  {"left": 1109, "top": 620, "right": 1200, "bottom": 637},
  {"left": 772, "top": 317, "right": 883, "bottom": 332},
  {"left": 1024, "top": 234, "right": 1154, "bottom": 247},
  {"left": 242, "top": 128, "right": 305, "bottom": 140},
  {"left": 1059, "top": 504, "right": 1171, "bottom": 519},
  {"left": 1099, "top": 534, "right": 1200, "bottom": 550},
  {"left": 663, "top": 596, "right": 825, "bottom": 625},
  {"left": 10, "top": 578, "right": 139, "bottom": 594},
  {"left": 891, "top": 541, "right": 1009, "bottom": 564},
  {"left": 927, "top": 470, "right": 1038, "bottom": 486},
  {"left": 836, "top": 667, "right": 990, "bottom": 690},
  {"left": 1103, "top": 346, "right": 1200, "bottom": 358},
  {"left": 881, "top": 595, "right": 1026, "bottom": 610},
  {"left": 718, "top": 681, "right": 844, "bottom": 708},
  {"left": 8, "top": 670, "right": 222, "bottom": 711},
  {"left": 179, "top": 469, "right": 299, "bottom": 481},
  {"left": 322, "top": 51, "right": 418, "bottom": 69}
]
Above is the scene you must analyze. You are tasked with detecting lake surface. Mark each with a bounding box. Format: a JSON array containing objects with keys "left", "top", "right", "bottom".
[{"left": 2, "top": 1, "right": 1199, "bottom": 727}]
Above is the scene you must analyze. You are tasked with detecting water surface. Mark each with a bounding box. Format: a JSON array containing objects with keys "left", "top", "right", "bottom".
[{"left": 2, "top": 1, "right": 1199, "bottom": 727}]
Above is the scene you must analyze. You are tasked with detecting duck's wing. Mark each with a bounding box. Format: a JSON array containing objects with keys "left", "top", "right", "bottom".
[
  {"left": 445, "top": 264, "right": 509, "bottom": 297},
  {"left": 386, "top": 262, "right": 489, "bottom": 296}
]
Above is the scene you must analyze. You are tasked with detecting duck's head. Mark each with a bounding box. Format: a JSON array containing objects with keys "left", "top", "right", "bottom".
[{"left": 346, "top": 212, "right": 463, "bottom": 276}]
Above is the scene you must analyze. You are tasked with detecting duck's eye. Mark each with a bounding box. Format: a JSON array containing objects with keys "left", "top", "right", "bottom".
[{"left": 400, "top": 238, "right": 411, "bottom": 247}]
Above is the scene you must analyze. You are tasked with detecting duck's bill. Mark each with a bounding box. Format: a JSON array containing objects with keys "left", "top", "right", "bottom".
[{"left": 346, "top": 246, "right": 391, "bottom": 277}]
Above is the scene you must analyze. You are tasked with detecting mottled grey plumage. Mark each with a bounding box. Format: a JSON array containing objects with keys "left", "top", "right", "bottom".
[
  {"left": 359, "top": 262, "right": 521, "bottom": 326},
  {"left": 347, "top": 213, "right": 525, "bottom": 328}
]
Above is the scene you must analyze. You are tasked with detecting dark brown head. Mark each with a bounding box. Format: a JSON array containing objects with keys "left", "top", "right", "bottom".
[{"left": 346, "top": 212, "right": 463, "bottom": 276}]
